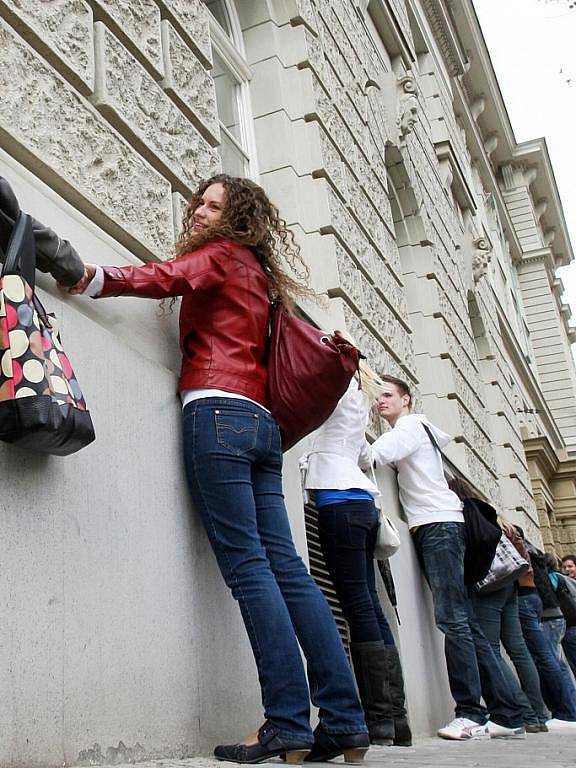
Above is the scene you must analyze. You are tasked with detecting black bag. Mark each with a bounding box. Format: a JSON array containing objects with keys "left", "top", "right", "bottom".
[
  {"left": 462, "top": 498, "right": 502, "bottom": 584},
  {"left": 0, "top": 212, "right": 95, "bottom": 455}
]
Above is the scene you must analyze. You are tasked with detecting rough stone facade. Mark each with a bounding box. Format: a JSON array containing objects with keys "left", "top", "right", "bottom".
[{"left": 1, "top": 1, "right": 576, "bottom": 766}]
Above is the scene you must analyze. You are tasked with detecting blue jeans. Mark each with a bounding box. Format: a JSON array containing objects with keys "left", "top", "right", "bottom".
[
  {"left": 182, "top": 398, "right": 367, "bottom": 740},
  {"left": 518, "top": 591, "right": 576, "bottom": 721},
  {"left": 413, "top": 522, "right": 523, "bottom": 727},
  {"left": 543, "top": 617, "right": 574, "bottom": 682},
  {"left": 472, "top": 584, "right": 547, "bottom": 724},
  {"left": 563, "top": 625, "right": 576, "bottom": 677},
  {"left": 317, "top": 499, "right": 395, "bottom": 645}
]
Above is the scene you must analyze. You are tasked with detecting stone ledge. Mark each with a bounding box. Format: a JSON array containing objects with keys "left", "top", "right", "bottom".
[
  {"left": 0, "top": 0, "right": 94, "bottom": 90},
  {"left": 93, "top": 23, "right": 220, "bottom": 194},
  {"left": 93, "top": 0, "right": 163, "bottom": 77},
  {"left": 157, "top": 0, "right": 212, "bottom": 69},
  {"left": 160, "top": 21, "right": 220, "bottom": 147},
  {"left": 0, "top": 19, "right": 173, "bottom": 259}
]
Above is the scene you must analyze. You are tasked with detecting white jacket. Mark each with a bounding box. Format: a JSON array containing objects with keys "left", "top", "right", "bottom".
[
  {"left": 301, "top": 379, "right": 379, "bottom": 497},
  {"left": 371, "top": 413, "right": 463, "bottom": 528}
]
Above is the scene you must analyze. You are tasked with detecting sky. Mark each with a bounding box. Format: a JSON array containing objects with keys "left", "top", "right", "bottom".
[{"left": 473, "top": 0, "right": 576, "bottom": 321}]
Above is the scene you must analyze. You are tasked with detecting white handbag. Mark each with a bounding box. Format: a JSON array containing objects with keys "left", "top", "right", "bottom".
[
  {"left": 369, "top": 465, "right": 400, "bottom": 559},
  {"left": 475, "top": 533, "right": 529, "bottom": 593},
  {"left": 374, "top": 510, "right": 401, "bottom": 560}
]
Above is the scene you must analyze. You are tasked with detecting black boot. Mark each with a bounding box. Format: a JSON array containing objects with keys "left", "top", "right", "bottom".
[
  {"left": 351, "top": 641, "right": 395, "bottom": 745},
  {"left": 383, "top": 645, "right": 412, "bottom": 747}
]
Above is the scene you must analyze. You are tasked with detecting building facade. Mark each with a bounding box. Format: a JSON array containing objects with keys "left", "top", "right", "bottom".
[{"left": 1, "top": 0, "right": 575, "bottom": 765}]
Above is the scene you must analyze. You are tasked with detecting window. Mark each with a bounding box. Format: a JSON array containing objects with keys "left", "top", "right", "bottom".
[{"left": 203, "top": 0, "right": 258, "bottom": 177}]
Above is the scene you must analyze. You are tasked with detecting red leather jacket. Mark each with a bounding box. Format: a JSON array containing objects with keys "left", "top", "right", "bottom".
[{"left": 99, "top": 239, "right": 270, "bottom": 404}]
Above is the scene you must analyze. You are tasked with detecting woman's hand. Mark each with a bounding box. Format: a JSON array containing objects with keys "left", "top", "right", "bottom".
[{"left": 59, "top": 264, "right": 97, "bottom": 294}]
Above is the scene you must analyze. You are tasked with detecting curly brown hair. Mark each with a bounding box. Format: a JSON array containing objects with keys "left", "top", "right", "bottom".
[{"left": 175, "top": 174, "right": 315, "bottom": 309}]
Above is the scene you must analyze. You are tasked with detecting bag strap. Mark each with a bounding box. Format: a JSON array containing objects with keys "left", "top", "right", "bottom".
[
  {"left": 0, "top": 212, "right": 51, "bottom": 325},
  {"left": 423, "top": 423, "right": 444, "bottom": 457},
  {"left": 1, "top": 211, "right": 36, "bottom": 289}
]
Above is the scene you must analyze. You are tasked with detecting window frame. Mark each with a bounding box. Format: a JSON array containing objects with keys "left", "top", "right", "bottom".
[{"left": 205, "top": 1, "right": 259, "bottom": 179}]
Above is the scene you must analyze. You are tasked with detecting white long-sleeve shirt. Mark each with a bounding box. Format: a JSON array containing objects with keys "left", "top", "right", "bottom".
[
  {"left": 301, "top": 379, "right": 379, "bottom": 497},
  {"left": 371, "top": 413, "right": 463, "bottom": 529}
]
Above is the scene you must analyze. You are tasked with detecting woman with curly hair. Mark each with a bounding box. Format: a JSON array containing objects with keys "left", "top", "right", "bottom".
[{"left": 66, "top": 175, "right": 369, "bottom": 764}]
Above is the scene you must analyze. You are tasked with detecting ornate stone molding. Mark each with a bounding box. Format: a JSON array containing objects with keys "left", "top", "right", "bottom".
[
  {"left": 421, "top": 0, "right": 468, "bottom": 77},
  {"left": 470, "top": 95, "right": 486, "bottom": 121},
  {"left": 380, "top": 70, "right": 419, "bottom": 144},
  {"left": 523, "top": 165, "right": 538, "bottom": 186},
  {"left": 484, "top": 132, "right": 498, "bottom": 157},
  {"left": 500, "top": 163, "right": 516, "bottom": 191},
  {"left": 398, "top": 73, "right": 418, "bottom": 137},
  {"left": 472, "top": 236, "right": 492, "bottom": 282},
  {"left": 534, "top": 198, "right": 548, "bottom": 222}
]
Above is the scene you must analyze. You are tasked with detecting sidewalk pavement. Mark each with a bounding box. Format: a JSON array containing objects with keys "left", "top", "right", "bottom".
[{"left": 70, "top": 733, "right": 576, "bottom": 768}]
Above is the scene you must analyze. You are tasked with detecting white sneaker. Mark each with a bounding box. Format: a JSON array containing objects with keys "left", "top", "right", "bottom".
[
  {"left": 486, "top": 721, "right": 526, "bottom": 739},
  {"left": 546, "top": 718, "right": 576, "bottom": 731},
  {"left": 437, "top": 717, "right": 489, "bottom": 740}
]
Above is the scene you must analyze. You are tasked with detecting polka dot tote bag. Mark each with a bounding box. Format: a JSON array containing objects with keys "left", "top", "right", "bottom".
[{"left": 0, "top": 212, "right": 95, "bottom": 455}]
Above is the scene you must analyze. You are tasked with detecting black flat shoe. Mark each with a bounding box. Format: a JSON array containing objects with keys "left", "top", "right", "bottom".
[
  {"left": 215, "top": 722, "right": 312, "bottom": 764},
  {"left": 305, "top": 725, "right": 370, "bottom": 763}
]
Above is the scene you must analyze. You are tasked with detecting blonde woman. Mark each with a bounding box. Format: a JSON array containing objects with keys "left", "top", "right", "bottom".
[{"left": 301, "top": 360, "right": 411, "bottom": 747}]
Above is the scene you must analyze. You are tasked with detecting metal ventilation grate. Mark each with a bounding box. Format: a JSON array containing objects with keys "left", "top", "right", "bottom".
[{"left": 304, "top": 499, "right": 351, "bottom": 657}]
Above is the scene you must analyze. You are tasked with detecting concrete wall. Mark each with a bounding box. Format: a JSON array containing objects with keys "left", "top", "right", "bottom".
[{"left": 0, "top": 153, "right": 264, "bottom": 766}]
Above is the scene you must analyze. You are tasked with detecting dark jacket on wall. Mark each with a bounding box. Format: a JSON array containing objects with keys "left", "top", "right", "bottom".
[
  {"left": 0, "top": 176, "right": 84, "bottom": 286},
  {"left": 527, "top": 544, "right": 563, "bottom": 620}
]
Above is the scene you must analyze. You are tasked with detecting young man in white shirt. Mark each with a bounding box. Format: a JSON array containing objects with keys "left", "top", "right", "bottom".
[{"left": 371, "top": 376, "right": 525, "bottom": 741}]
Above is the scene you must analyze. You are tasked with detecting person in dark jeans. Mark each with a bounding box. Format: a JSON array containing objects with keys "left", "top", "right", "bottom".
[
  {"left": 471, "top": 581, "right": 549, "bottom": 731},
  {"left": 455, "top": 509, "right": 548, "bottom": 733},
  {"left": 303, "top": 368, "right": 412, "bottom": 748},
  {"left": 544, "top": 552, "right": 576, "bottom": 681},
  {"left": 67, "top": 174, "right": 369, "bottom": 764},
  {"left": 559, "top": 554, "right": 576, "bottom": 676},
  {"left": 514, "top": 528, "right": 576, "bottom": 731},
  {"left": 371, "top": 376, "right": 526, "bottom": 740},
  {"left": 412, "top": 521, "right": 525, "bottom": 738}
]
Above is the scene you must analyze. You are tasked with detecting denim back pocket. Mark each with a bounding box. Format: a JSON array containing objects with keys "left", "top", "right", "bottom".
[{"left": 215, "top": 409, "right": 259, "bottom": 456}]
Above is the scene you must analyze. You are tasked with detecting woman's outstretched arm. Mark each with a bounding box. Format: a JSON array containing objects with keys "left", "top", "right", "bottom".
[{"left": 64, "top": 243, "right": 228, "bottom": 300}]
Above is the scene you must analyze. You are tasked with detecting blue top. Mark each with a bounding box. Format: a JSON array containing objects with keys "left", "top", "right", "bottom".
[
  {"left": 314, "top": 488, "right": 374, "bottom": 508},
  {"left": 549, "top": 572, "right": 559, "bottom": 590}
]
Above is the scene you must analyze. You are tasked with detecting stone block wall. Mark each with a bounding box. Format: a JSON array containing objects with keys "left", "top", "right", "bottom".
[{"left": 0, "top": 0, "right": 219, "bottom": 263}]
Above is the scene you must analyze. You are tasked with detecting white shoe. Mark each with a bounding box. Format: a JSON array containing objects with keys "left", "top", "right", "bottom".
[
  {"left": 487, "top": 721, "right": 526, "bottom": 739},
  {"left": 546, "top": 718, "right": 576, "bottom": 731},
  {"left": 437, "top": 717, "right": 489, "bottom": 740}
]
